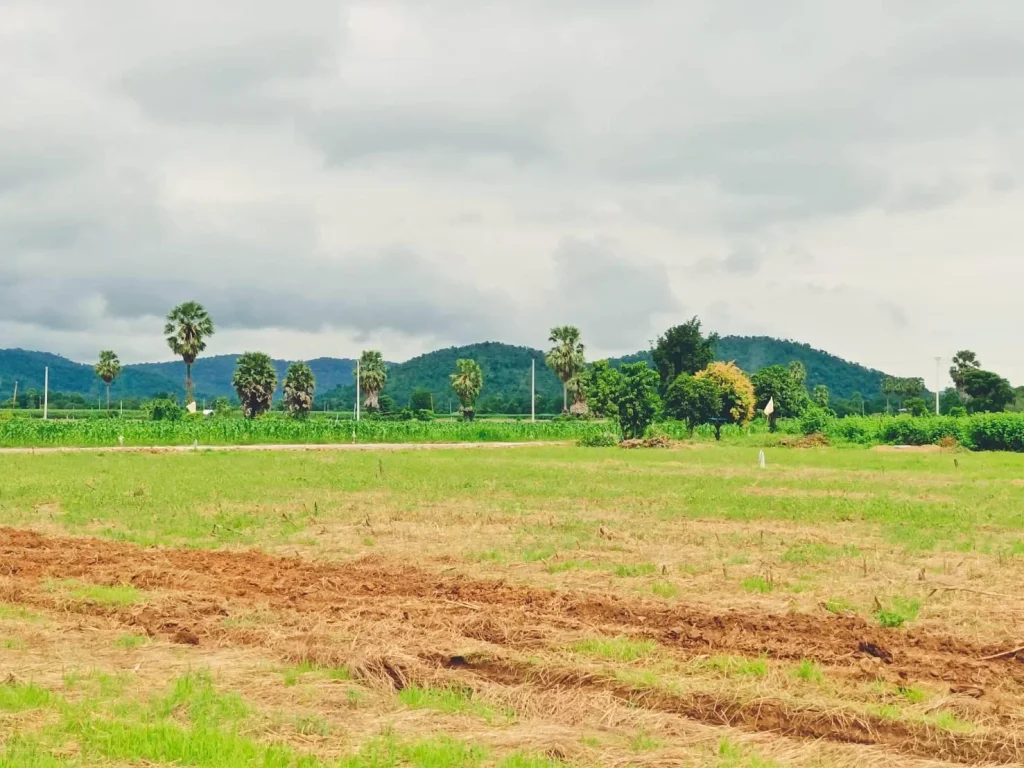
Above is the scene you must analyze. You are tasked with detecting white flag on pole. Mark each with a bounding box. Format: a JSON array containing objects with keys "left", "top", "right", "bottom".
[{"left": 764, "top": 397, "right": 775, "bottom": 417}]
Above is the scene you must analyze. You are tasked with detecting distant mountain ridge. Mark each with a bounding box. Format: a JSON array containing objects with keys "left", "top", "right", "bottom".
[{"left": 1, "top": 336, "right": 890, "bottom": 405}]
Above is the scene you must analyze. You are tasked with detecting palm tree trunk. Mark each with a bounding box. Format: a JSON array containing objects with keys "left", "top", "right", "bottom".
[
  {"left": 186, "top": 363, "right": 193, "bottom": 405},
  {"left": 106, "top": 383, "right": 111, "bottom": 412},
  {"left": 563, "top": 384, "right": 567, "bottom": 413}
]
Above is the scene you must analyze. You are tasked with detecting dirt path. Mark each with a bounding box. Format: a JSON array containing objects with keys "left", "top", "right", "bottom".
[
  {"left": 0, "top": 440, "right": 569, "bottom": 455},
  {"left": 2, "top": 528, "right": 1022, "bottom": 765}
]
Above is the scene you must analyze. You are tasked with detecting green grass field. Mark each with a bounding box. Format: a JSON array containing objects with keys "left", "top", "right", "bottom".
[{"left": 1, "top": 444, "right": 1023, "bottom": 766}]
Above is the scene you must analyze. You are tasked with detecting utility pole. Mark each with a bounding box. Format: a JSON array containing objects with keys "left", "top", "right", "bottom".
[
  {"left": 934, "top": 357, "right": 942, "bottom": 416},
  {"left": 531, "top": 359, "right": 536, "bottom": 422},
  {"left": 43, "top": 367, "right": 49, "bottom": 420},
  {"left": 355, "top": 360, "right": 361, "bottom": 422},
  {"left": 11, "top": 381, "right": 17, "bottom": 409}
]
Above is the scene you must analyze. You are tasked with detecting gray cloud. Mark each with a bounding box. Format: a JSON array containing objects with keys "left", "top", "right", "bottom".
[{"left": 2, "top": 0, "right": 1023, "bottom": 380}]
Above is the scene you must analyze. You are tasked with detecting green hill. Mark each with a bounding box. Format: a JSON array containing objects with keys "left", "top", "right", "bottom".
[{"left": 2, "top": 336, "right": 891, "bottom": 409}]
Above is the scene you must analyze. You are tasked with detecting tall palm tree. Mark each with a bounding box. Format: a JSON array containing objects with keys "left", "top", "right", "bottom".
[
  {"left": 450, "top": 359, "right": 483, "bottom": 420},
  {"left": 545, "top": 326, "right": 585, "bottom": 412},
  {"left": 283, "top": 361, "right": 316, "bottom": 418},
  {"left": 232, "top": 352, "right": 278, "bottom": 419},
  {"left": 164, "top": 302, "right": 215, "bottom": 405},
  {"left": 355, "top": 350, "right": 387, "bottom": 410},
  {"left": 94, "top": 350, "right": 122, "bottom": 411}
]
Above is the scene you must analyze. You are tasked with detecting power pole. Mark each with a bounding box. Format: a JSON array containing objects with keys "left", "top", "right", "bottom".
[
  {"left": 43, "top": 367, "right": 49, "bottom": 420},
  {"left": 355, "top": 360, "right": 361, "bottom": 422},
  {"left": 11, "top": 381, "right": 17, "bottom": 409},
  {"left": 934, "top": 357, "right": 942, "bottom": 415},
  {"left": 531, "top": 359, "right": 536, "bottom": 422}
]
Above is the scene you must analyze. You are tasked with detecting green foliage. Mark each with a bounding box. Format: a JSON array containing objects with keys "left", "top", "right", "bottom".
[
  {"left": 651, "top": 317, "right": 718, "bottom": 392},
  {"left": 356, "top": 350, "right": 387, "bottom": 411},
  {"left": 546, "top": 326, "right": 585, "bottom": 412},
  {"left": 800, "top": 406, "right": 835, "bottom": 436},
  {"left": 450, "top": 359, "right": 484, "bottom": 419},
  {"left": 584, "top": 360, "right": 622, "bottom": 418},
  {"left": 750, "top": 365, "right": 808, "bottom": 430},
  {"left": 231, "top": 352, "right": 277, "bottom": 419},
  {"left": 410, "top": 389, "right": 434, "bottom": 412},
  {"left": 148, "top": 399, "right": 182, "bottom": 422},
  {"left": 616, "top": 362, "right": 661, "bottom": 439},
  {"left": 696, "top": 362, "right": 755, "bottom": 426},
  {"left": 874, "top": 597, "right": 921, "bottom": 628},
  {"left": 212, "top": 397, "right": 233, "bottom": 417},
  {"left": 788, "top": 360, "right": 807, "bottom": 386},
  {"left": 812, "top": 384, "right": 830, "bottom": 409},
  {"left": 664, "top": 373, "right": 722, "bottom": 430},
  {"left": 282, "top": 362, "right": 316, "bottom": 418},
  {"left": 949, "top": 350, "right": 980, "bottom": 397},
  {"left": 903, "top": 397, "right": 930, "bottom": 417},
  {"left": 164, "top": 301, "right": 215, "bottom": 404},
  {"left": 577, "top": 431, "right": 619, "bottom": 447},
  {"left": 962, "top": 368, "right": 1014, "bottom": 413}
]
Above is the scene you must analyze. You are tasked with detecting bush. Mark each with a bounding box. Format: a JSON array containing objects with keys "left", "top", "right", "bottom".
[
  {"left": 148, "top": 399, "right": 182, "bottom": 422},
  {"left": 577, "top": 431, "right": 619, "bottom": 447},
  {"left": 414, "top": 409, "right": 434, "bottom": 422},
  {"left": 800, "top": 406, "right": 835, "bottom": 436}
]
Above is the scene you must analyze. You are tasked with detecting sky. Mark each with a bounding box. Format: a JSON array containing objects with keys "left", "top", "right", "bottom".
[{"left": 2, "top": 1, "right": 1022, "bottom": 386}]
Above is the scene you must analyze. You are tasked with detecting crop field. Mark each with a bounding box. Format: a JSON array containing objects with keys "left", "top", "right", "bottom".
[{"left": 1, "top": 444, "right": 1024, "bottom": 766}]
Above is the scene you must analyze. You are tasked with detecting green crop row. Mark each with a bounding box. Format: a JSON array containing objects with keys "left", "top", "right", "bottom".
[{"left": 0, "top": 416, "right": 609, "bottom": 448}]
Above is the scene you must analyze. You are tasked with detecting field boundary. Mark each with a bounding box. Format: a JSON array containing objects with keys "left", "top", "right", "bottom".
[{"left": 0, "top": 440, "right": 571, "bottom": 455}]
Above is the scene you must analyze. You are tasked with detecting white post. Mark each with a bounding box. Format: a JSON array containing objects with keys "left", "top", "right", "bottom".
[
  {"left": 43, "top": 367, "right": 49, "bottom": 420},
  {"left": 934, "top": 357, "right": 942, "bottom": 415},
  {"left": 355, "top": 360, "right": 361, "bottom": 422},
  {"left": 531, "top": 359, "right": 536, "bottom": 422}
]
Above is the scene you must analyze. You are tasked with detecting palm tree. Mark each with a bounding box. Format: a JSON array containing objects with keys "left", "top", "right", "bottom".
[
  {"left": 232, "top": 352, "right": 277, "bottom": 419},
  {"left": 283, "top": 362, "right": 316, "bottom": 418},
  {"left": 788, "top": 360, "right": 807, "bottom": 388},
  {"left": 164, "top": 302, "right": 215, "bottom": 405},
  {"left": 355, "top": 350, "right": 387, "bottom": 411},
  {"left": 94, "top": 350, "right": 122, "bottom": 411},
  {"left": 545, "top": 326, "right": 585, "bottom": 412},
  {"left": 450, "top": 359, "right": 483, "bottom": 420},
  {"left": 949, "top": 350, "right": 980, "bottom": 401}
]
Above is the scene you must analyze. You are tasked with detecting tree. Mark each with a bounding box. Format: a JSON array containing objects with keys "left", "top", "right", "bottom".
[
  {"left": 164, "top": 301, "right": 215, "bottom": 405},
  {"left": 566, "top": 375, "right": 589, "bottom": 416},
  {"left": 232, "top": 352, "right": 277, "bottom": 419},
  {"left": 904, "top": 397, "right": 930, "bottom": 417},
  {"left": 450, "top": 359, "right": 483, "bottom": 420},
  {"left": 410, "top": 389, "right": 434, "bottom": 412},
  {"left": 962, "top": 368, "right": 1014, "bottom": 413},
  {"left": 949, "top": 350, "right": 981, "bottom": 400},
  {"left": 93, "top": 350, "right": 122, "bottom": 411},
  {"left": 750, "top": 365, "right": 808, "bottom": 431},
  {"left": 545, "top": 326, "right": 585, "bottom": 412},
  {"left": 812, "top": 385, "right": 830, "bottom": 410},
  {"left": 584, "top": 360, "right": 622, "bottom": 418},
  {"left": 696, "top": 362, "right": 756, "bottom": 426},
  {"left": 616, "top": 362, "right": 661, "bottom": 439},
  {"left": 212, "top": 396, "right": 234, "bottom": 417},
  {"left": 651, "top": 317, "right": 719, "bottom": 393},
  {"left": 788, "top": 360, "right": 807, "bottom": 387},
  {"left": 355, "top": 350, "right": 387, "bottom": 411},
  {"left": 664, "top": 374, "right": 721, "bottom": 432},
  {"left": 283, "top": 362, "right": 316, "bottom": 418}
]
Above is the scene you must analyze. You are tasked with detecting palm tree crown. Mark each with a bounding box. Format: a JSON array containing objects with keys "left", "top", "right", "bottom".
[
  {"left": 94, "top": 350, "right": 122, "bottom": 410},
  {"left": 355, "top": 350, "right": 387, "bottom": 410},
  {"left": 545, "top": 325, "right": 585, "bottom": 411}
]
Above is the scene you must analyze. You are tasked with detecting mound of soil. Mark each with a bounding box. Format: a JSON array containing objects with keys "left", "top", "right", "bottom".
[
  {"left": 778, "top": 432, "right": 831, "bottom": 448},
  {"left": 619, "top": 435, "right": 674, "bottom": 449}
]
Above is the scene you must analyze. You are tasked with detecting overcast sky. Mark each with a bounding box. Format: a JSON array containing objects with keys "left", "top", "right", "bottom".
[{"left": 2, "top": 1, "right": 1022, "bottom": 384}]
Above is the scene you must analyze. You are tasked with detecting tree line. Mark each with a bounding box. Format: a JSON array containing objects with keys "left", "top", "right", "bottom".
[{"left": 16, "top": 301, "right": 1019, "bottom": 426}]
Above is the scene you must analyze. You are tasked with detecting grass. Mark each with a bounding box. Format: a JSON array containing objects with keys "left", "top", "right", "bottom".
[
  {"left": 45, "top": 579, "right": 145, "bottom": 606},
  {"left": 397, "top": 685, "right": 506, "bottom": 722},
  {"left": 741, "top": 576, "right": 774, "bottom": 594},
  {"left": 651, "top": 581, "right": 678, "bottom": 598},
  {"left": 115, "top": 633, "right": 149, "bottom": 649},
  {"left": 874, "top": 596, "right": 922, "bottom": 628},
  {"left": 791, "top": 659, "right": 825, "bottom": 683},
  {"left": 824, "top": 597, "right": 856, "bottom": 615},
  {"left": 572, "top": 636, "right": 658, "bottom": 663},
  {"left": 781, "top": 541, "right": 860, "bottom": 564},
  {"left": 699, "top": 655, "right": 769, "bottom": 678},
  {"left": 613, "top": 562, "right": 657, "bottom": 577}
]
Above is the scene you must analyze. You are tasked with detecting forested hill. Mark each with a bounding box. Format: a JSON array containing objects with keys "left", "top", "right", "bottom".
[{"left": 2, "top": 336, "right": 888, "bottom": 405}]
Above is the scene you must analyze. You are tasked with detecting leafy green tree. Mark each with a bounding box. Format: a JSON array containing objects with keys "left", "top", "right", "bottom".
[
  {"left": 696, "top": 362, "right": 756, "bottom": 426},
  {"left": 93, "top": 350, "right": 122, "bottom": 411},
  {"left": 904, "top": 397, "right": 930, "bottom": 417},
  {"left": 584, "top": 360, "right": 622, "bottom": 418},
  {"left": 148, "top": 398, "right": 182, "bottom": 422},
  {"left": 962, "top": 368, "right": 1014, "bottom": 413},
  {"left": 788, "top": 360, "right": 807, "bottom": 387},
  {"left": 355, "top": 351, "right": 387, "bottom": 411},
  {"left": 410, "top": 389, "right": 434, "bottom": 412},
  {"left": 750, "top": 365, "right": 808, "bottom": 431},
  {"left": 651, "top": 317, "right": 718, "bottom": 392},
  {"left": 164, "top": 302, "right": 215, "bottom": 405},
  {"left": 939, "top": 388, "right": 964, "bottom": 415},
  {"left": 283, "top": 362, "right": 316, "bottom": 418},
  {"left": 212, "top": 396, "right": 234, "bottom": 417},
  {"left": 450, "top": 359, "right": 483, "bottom": 420},
  {"left": 545, "top": 326, "right": 585, "bottom": 412},
  {"left": 232, "top": 352, "right": 278, "bottom": 419},
  {"left": 378, "top": 393, "right": 396, "bottom": 414},
  {"left": 664, "top": 374, "right": 721, "bottom": 432},
  {"left": 616, "top": 362, "right": 661, "bottom": 439},
  {"left": 949, "top": 350, "right": 981, "bottom": 400},
  {"left": 812, "top": 384, "right": 830, "bottom": 410}
]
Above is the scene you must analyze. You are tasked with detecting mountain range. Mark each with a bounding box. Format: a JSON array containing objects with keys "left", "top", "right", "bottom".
[{"left": 1, "top": 336, "right": 889, "bottom": 407}]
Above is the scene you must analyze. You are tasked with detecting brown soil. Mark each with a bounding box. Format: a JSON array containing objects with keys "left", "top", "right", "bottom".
[{"left": 2, "top": 528, "right": 1023, "bottom": 765}]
